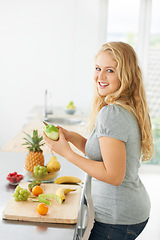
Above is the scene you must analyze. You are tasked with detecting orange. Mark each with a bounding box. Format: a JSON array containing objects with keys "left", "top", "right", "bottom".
[
  {"left": 32, "top": 185, "right": 43, "bottom": 196},
  {"left": 37, "top": 203, "right": 48, "bottom": 215}
]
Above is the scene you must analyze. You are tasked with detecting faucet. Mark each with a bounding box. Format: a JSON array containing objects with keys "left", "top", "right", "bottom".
[
  {"left": 43, "top": 89, "right": 53, "bottom": 120},
  {"left": 43, "top": 89, "right": 48, "bottom": 120}
]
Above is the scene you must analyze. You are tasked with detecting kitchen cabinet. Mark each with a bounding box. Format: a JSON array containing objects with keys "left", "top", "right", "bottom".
[
  {"left": 0, "top": 151, "right": 92, "bottom": 240},
  {"left": 74, "top": 174, "right": 94, "bottom": 240}
]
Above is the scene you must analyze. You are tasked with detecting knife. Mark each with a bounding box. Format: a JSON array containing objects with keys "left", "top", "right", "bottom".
[{"left": 43, "top": 121, "right": 48, "bottom": 126}]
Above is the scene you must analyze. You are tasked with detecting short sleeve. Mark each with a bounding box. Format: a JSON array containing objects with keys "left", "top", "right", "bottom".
[{"left": 96, "top": 105, "right": 130, "bottom": 142}]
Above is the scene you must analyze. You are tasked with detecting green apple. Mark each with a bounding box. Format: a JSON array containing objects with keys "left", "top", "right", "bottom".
[{"left": 43, "top": 124, "right": 59, "bottom": 140}]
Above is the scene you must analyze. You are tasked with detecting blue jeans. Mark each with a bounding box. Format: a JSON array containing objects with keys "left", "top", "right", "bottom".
[{"left": 88, "top": 218, "right": 149, "bottom": 240}]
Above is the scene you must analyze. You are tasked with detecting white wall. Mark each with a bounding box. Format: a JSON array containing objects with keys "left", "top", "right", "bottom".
[{"left": 0, "top": 0, "right": 101, "bottom": 148}]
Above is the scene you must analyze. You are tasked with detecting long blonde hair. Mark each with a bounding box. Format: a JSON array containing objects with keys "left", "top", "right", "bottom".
[{"left": 90, "top": 42, "right": 154, "bottom": 161}]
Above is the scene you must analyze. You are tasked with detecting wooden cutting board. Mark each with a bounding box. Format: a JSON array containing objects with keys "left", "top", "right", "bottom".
[{"left": 2, "top": 182, "right": 82, "bottom": 224}]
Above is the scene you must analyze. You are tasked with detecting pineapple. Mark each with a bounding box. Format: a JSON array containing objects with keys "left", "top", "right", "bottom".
[{"left": 23, "top": 130, "right": 45, "bottom": 172}]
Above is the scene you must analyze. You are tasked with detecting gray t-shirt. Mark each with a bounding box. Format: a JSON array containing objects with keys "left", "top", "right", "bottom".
[{"left": 85, "top": 104, "right": 150, "bottom": 225}]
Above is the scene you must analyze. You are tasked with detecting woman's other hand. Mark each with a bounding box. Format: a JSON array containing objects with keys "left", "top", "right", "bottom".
[
  {"left": 42, "top": 128, "right": 73, "bottom": 158},
  {"left": 56, "top": 125, "right": 72, "bottom": 142},
  {"left": 56, "top": 126, "right": 87, "bottom": 155}
]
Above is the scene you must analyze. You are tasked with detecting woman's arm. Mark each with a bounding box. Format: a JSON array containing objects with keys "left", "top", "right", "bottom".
[
  {"left": 66, "top": 136, "right": 126, "bottom": 186},
  {"left": 43, "top": 129, "right": 126, "bottom": 186}
]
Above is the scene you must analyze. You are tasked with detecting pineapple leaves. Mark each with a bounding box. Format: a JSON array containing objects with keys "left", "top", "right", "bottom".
[
  {"left": 22, "top": 130, "right": 45, "bottom": 152},
  {"left": 22, "top": 137, "right": 33, "bottom": 146},
  {"left": 23, "top": 132, "right": 33, "bottom": 142}
]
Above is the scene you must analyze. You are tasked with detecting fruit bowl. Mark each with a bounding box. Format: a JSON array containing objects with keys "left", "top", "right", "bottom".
[
  {"left": 24, "top": 169, "right": 60, "bottom": 183},
  {"left": 7, "top": 172, "right": 23, "bottom": 185},
  {"left": 65, "top": 108, "right": 76, "bottom": 115}
]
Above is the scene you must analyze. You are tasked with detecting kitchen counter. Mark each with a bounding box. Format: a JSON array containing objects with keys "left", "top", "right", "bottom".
[
  {"left": 0, "top": 151, "right": 87, "bottom": 240},
  {"left": 1, "top": 111, "right": 90, "bottom": 155}
]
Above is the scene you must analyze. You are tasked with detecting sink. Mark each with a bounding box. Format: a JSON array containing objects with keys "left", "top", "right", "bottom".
[{"left": 44, "top": 117, "right": 85, "bottom": 126}]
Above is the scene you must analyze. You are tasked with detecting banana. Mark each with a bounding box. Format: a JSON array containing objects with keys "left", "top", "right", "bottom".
[
  {"left": 56, "top": 187, "right": 76, "bottom": 203},
  {"left": 54, "top": 176, "right": 83, "bottom": 184}
]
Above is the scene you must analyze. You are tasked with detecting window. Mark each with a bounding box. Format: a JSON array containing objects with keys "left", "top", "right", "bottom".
[
  {"left": 107, "top": 0, "right": 140, "bottom": 48},
  {"left": 146, "top": 0, "right": 160, "bottom": 164},
  {"left": 106, "top": 0, "right": 160, "bottom": 164}
]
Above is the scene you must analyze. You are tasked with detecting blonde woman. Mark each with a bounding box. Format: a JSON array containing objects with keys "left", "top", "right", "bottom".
[{"left": 43, "top": 42, "right": 154, "bottom": 240}]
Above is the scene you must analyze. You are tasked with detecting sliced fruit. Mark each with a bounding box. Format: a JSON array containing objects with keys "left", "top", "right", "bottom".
[
  {"left": 38, "top": 194, "right": 51, "bottom": 205},
  {"left": 38, "top": 193, "right": 62, "bottom": 205},
  {"left": 28, "top": 180, "right": 41, "bottom": 191}
]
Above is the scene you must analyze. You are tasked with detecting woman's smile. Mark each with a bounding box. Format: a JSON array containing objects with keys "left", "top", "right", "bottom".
[{"left": 98, "top": 81, "right": 109, "bottom": 89}]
